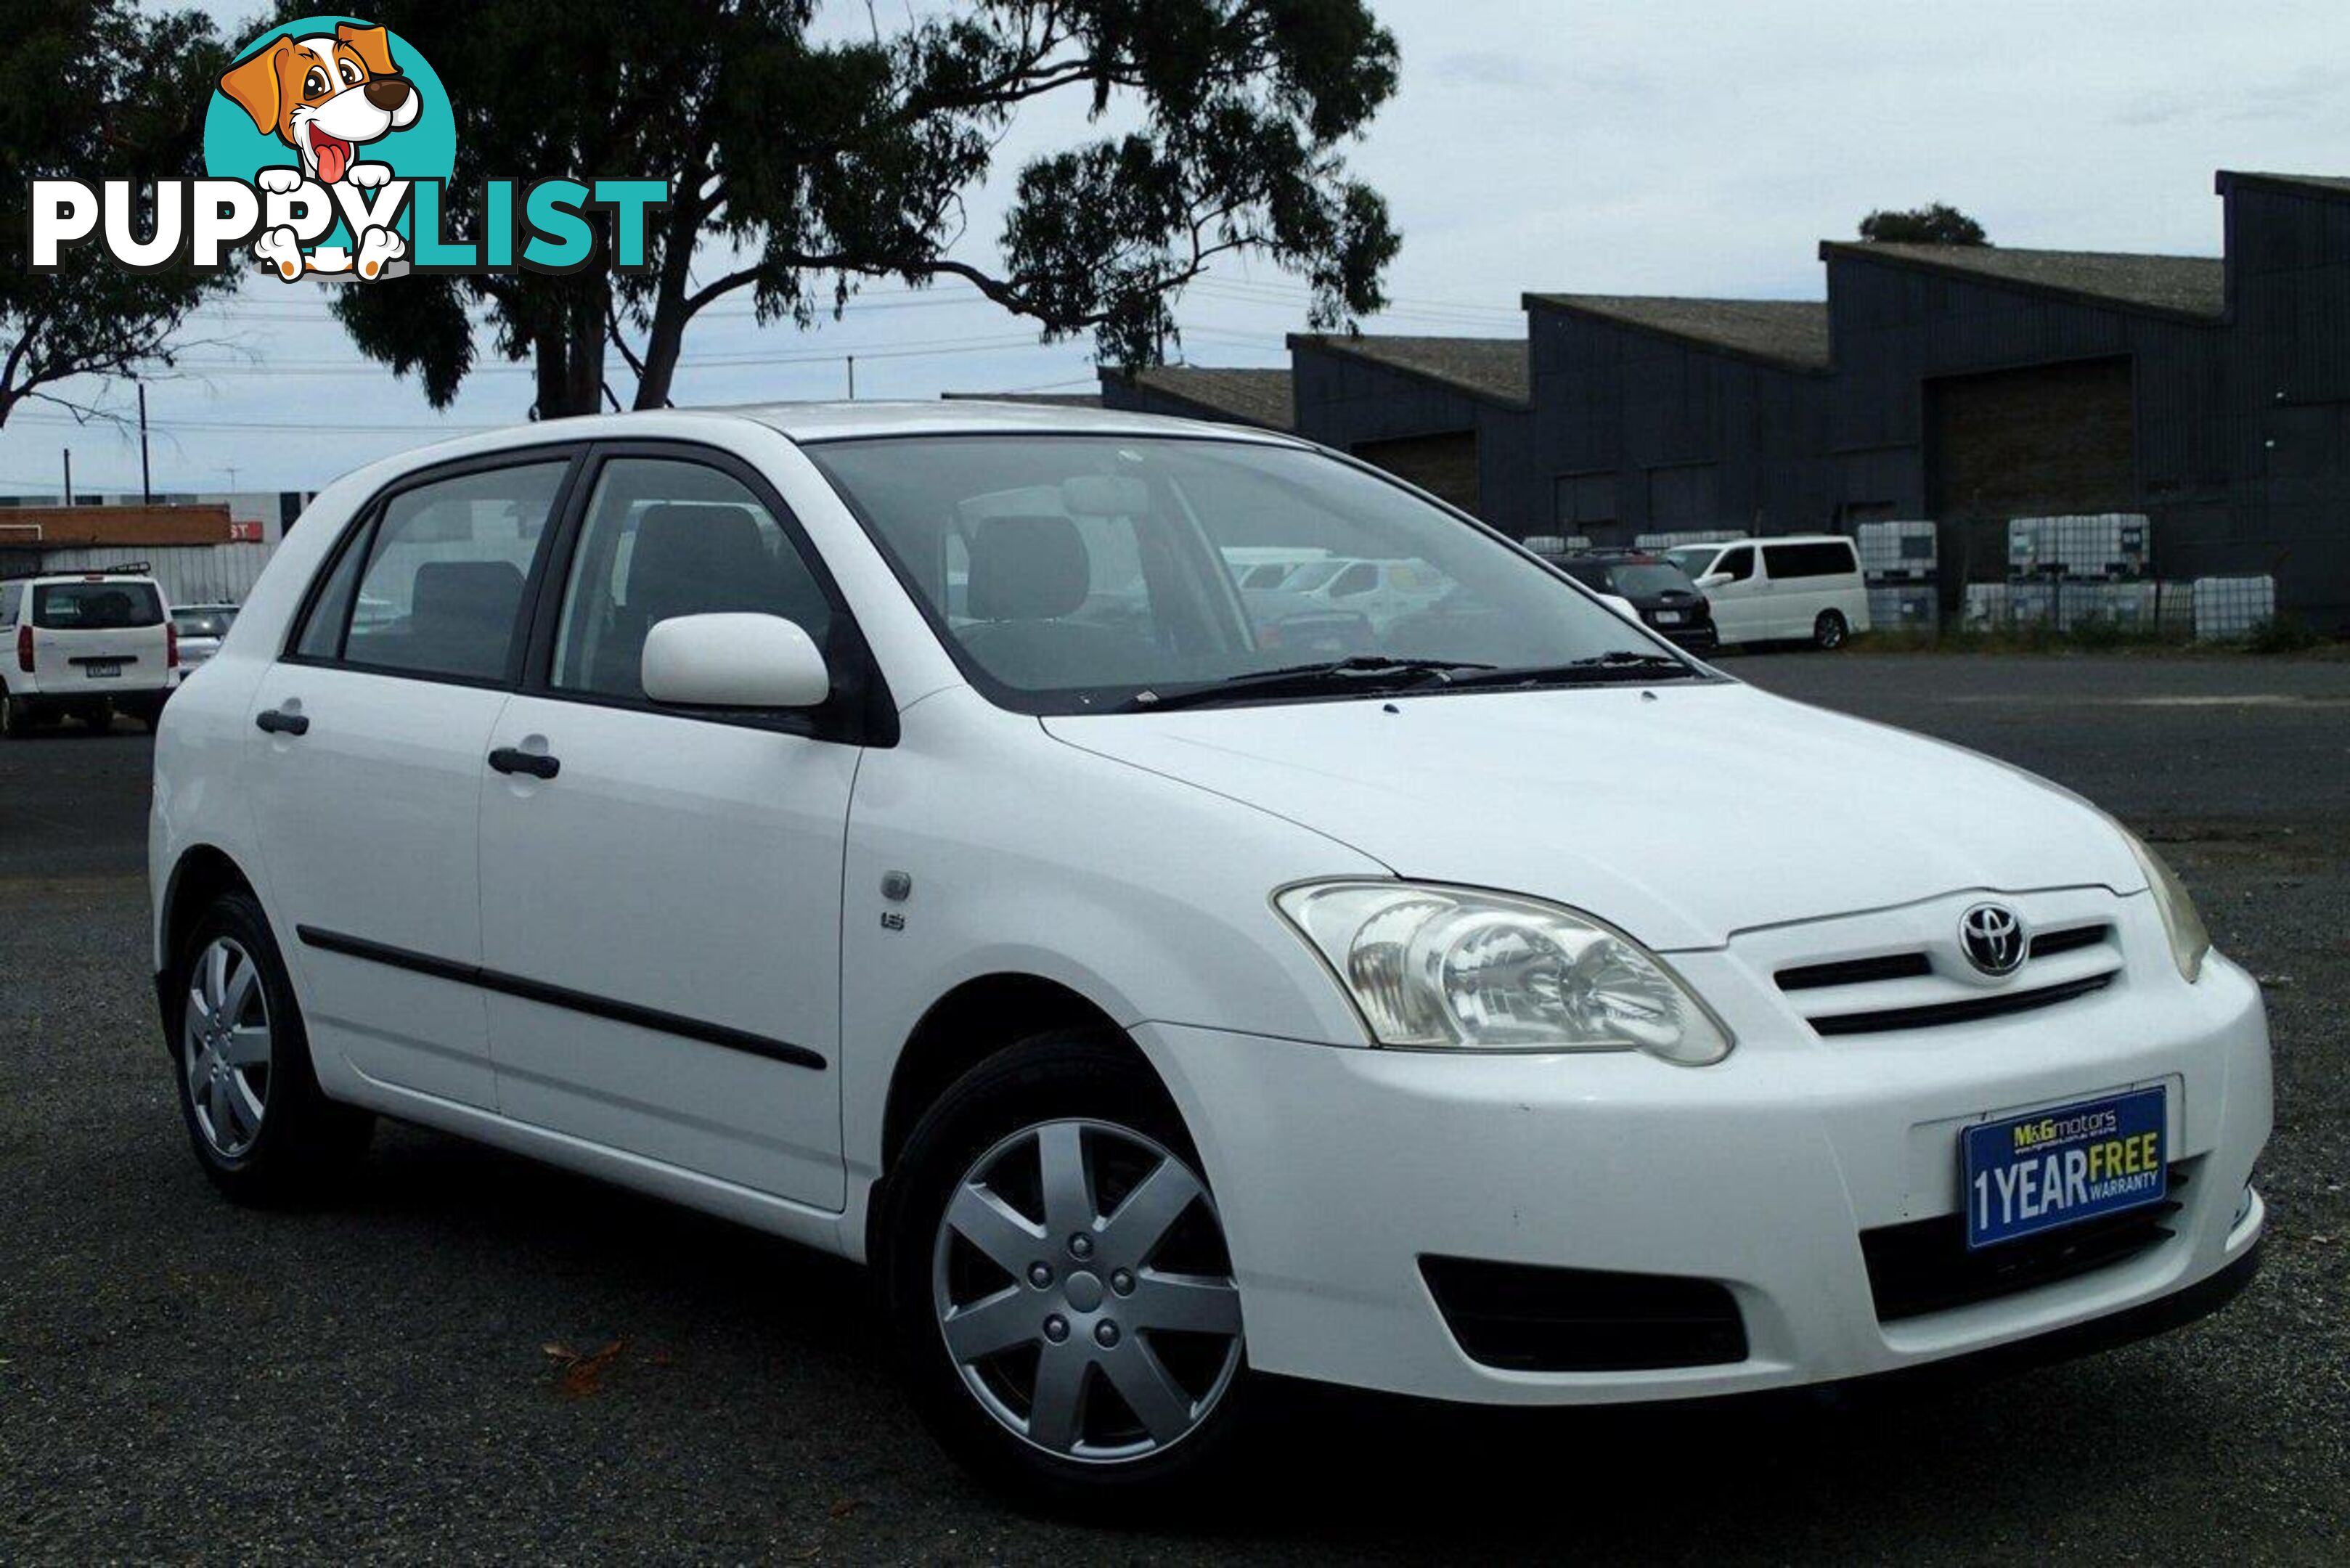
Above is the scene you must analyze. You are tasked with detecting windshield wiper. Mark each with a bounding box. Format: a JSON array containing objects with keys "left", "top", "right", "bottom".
[
  {"left": 1440, "top": 651, "right": 1701, "bottom": 690},
  {"left": 1129, "top": 656, "right": 1496, "bottom": 711}
]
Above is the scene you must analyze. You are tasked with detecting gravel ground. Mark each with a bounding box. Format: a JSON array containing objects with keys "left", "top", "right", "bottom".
[{"left": 0, "top": 653, "right": 2344, "bottom": 1562}]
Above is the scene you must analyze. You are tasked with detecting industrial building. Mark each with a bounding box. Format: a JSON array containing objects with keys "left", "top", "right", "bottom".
[
  {"left": 1084, "top": 168, "right": 2350, "bottom": 630},
  {"left": 0, "top": 504, "right": 283, "bottom": 607}
]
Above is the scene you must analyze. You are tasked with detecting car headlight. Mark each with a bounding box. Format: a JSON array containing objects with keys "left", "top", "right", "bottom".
[
  {"left": 2118, "top": 827, "right": 2211, "bottom": 984},
  {"left": 1274, "top": 881, "right": 1733, "bottom": 1065}
]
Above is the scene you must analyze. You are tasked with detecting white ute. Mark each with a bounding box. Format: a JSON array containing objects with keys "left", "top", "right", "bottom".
[
  {"left": 2, "top": 563, "right": 177, "bottom": 736},
  {"left": 149, "top": 404, "right": 2269, "bottom": 1508}
]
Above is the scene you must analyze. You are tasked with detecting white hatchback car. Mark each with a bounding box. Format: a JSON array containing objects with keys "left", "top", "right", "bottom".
[{"left": 150, "top": 404, "right": 2269, "bottom": 1506}]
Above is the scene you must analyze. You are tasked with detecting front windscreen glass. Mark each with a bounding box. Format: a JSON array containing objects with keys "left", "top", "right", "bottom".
[
  {"left": 1607, "top": 563, "right": 1697, "bottom": 597},
  {"left": 807, "top": 436, "right": 1697, "bottom": 714}
]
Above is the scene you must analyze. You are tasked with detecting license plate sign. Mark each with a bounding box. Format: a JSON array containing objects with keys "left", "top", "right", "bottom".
[
  {"left": 1653, "top": 610, "right": 1684, "bottom": 624},
  {"left": 1963, "top": 1087, "right": 2166, "bottom": 1249},
  {"left": 83, "top": 661, "right": 122, "bottom": 679}
]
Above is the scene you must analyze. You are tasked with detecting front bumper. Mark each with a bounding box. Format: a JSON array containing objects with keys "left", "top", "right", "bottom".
[
  {"left": 1641, "top": 614, "right": 1717, "bottom": 653},
  {"left": 1134, "top": 933, "right": 2271, "bottom": 1406}
]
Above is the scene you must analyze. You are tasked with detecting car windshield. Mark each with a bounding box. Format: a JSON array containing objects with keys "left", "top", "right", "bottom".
[
  {"left": 1662, "top": 547, "right": 1719, "bottom": 579},
  {"left": 807, "top": 435, "right": 1697, "bottom": 714},
  {"left": 1607, "top": 563, "right": 1697, "bottom": 597},
  {"left": 171, "top": 607, "right": 236, "bottom": 637},
  {"left": 33, "top": 580, "right": 164, "bottom": 629}
]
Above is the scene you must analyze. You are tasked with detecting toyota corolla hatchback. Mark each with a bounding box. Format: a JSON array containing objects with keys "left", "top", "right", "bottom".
[{"left": 150, "top": 403, "right": 2269, "bottom": 1506}]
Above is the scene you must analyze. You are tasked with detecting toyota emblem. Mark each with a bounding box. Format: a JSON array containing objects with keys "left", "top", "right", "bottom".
[{"left": 1959, "top": 903, "right": 2027, "bottom": 976}]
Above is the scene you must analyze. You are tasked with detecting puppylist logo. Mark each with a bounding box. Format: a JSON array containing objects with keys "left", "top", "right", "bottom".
[{"left": 30, "top": 16, "right": 666, "bottom": 285}]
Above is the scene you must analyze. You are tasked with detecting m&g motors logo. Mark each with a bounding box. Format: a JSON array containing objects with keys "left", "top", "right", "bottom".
[{"left": 29, "top": 17, "right": 666, "bottom": 284}]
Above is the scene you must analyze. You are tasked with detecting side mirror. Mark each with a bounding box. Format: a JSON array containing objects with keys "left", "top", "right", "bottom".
[
  {"left": 1599, "top": 592, "right": 1643, "bottom": 623},
  {"left": 1695, "top": 572, "right": 1731, "bottom": 590},
  {"left": 641, "top": 612, "right": 830, "bottom": 709}
]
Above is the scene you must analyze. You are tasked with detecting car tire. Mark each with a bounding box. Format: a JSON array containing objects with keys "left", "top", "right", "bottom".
[
  {"left": 878, "top": 1032, "right": 1254, "bottom": 1512},
  {"left": 168, "top": 889, "right": 373, "bottom": 1204},
  {"left": 1813, "top": 610, "right": 1849, "bottom": 650},
  {"left": 0, "top": 686, "right": 30, "bottom": 741}
]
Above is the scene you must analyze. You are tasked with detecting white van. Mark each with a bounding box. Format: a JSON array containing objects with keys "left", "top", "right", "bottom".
[
  {"left": 1, "top": 563, "right": 178, "bottom": 735},
  {"left": 1663, "top": 535, "right": 1872, "bottom": 648}
]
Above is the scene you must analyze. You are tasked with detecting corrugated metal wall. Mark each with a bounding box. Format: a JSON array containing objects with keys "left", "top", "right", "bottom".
[
  {"left": 1289, "top": 347, "right": 1538, "bottom": 534},
  {"left": 28, "top": 544, "right": 277, "bottom": 606}
]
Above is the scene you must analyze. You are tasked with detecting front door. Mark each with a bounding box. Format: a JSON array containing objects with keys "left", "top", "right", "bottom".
[
  {"left": 246, "top": 455, "right": 573, "bottom": 1108},
  {"left": 478, "top": 452, "right": 857, "bottom": 1209},
  {"left": 1702, "top": 544, "right": 1768, "bottom": 644}
]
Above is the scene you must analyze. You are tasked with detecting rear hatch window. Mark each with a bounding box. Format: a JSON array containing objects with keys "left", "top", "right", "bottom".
[
  {"left": 172, "top": 608, "right": 236, "bottom": 638},
  {"left": 33, "top": 581, "right": 165, "bottom": 629}
]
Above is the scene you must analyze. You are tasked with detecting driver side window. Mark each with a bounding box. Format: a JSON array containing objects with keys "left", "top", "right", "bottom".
[
  {"left": 1715, "top": 547, "right": 1755, "bottom": 582},
  {"left": 550, "top": 458, "right": 833, "bottom": 703}
]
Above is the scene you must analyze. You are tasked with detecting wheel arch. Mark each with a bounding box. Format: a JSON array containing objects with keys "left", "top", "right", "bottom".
[
  {"left": 868, "top": 971, "right": 1175, "bottom": 1253},
  {"left": 158, "top": 844, "right": 261, "bottom": 984}
]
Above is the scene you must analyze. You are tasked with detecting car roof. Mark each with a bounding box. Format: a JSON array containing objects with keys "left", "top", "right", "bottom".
[
  {"left": 307, "top": 400, "right": 1315, "bottom": 500},
  {"left": 713, "top": 399, "right": 1306, "bottom": 446}
]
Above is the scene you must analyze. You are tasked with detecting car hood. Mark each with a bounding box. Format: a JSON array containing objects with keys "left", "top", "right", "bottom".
[{"left": 1043, "top": 680, "right": 2142, "bottom": 950}]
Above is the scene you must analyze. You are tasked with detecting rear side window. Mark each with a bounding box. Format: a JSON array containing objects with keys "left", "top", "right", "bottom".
[
  {"left": 1763, "top": 542, "right": 1858, "bottom": 579},
  {"left": 550, "top": 457, "right": 833, "bottom": 703},
  {"left": 328, "top": 462, "right": 566, "bottom": 681},
  {"left": 0, "top": 584, "right": 19, "bottom": 624},
  {"left": 33, "top": 581, "right": 164, "bottom": 628},
  {"left": 1715, "top": 547, "right": 1755, "bottom": 582}
]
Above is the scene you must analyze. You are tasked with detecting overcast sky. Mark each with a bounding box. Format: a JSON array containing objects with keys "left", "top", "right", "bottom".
[{"left": 6, "top": 0, "right": 2343, "bottom": 497}]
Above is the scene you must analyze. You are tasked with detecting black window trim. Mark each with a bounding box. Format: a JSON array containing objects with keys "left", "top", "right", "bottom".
[
  {"left": 280, "top": 441, "right": 590, "bottom": 693},
  {"left": 515, "top": 438, "right": 897, "bottom": 748}
]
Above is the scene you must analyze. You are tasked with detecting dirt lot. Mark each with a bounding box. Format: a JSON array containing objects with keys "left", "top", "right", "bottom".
[{"left": 1, "top": 651, "right": 2343, "bottom": 1562}]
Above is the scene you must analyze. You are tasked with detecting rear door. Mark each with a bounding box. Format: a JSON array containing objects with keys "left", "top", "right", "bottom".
[
  {"left": 245, "top": 451, "right": 577, "bottom": 1109},
  {"left": 28, "top": 578, "right": 171, "bottom": 693},
  {"left": 477, "top": 446, "right": 862, "bottom": 1208}
]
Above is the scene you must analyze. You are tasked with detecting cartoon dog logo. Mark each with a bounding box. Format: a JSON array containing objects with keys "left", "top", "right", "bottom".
[{"left": 216, "top": 23, "right": 417, "bottom": 280}]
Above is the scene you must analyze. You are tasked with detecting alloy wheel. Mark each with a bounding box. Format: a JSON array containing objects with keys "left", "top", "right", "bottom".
[
  {"left": 931, "top": 1118, "right": 1244, "bottom": 1463},
  {"left": 182, "top": 937, "right": 272, "bottom": 1159}
]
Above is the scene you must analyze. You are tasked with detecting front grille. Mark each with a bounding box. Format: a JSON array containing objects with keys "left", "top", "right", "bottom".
[
  {"left": 2028, "top": 923, "right": 2109, "bottom": 959},
  {"left": 1808, "top": 973, "right": 2116, "bottom": 1036},
  {"left": 1861, "top": 1164, "right": 2188, "bottom": 1322},
  {"left": 1419, "top": 1256, "right": 1747, "bottom": 1371},
  {"left": 1776, "top": 921, "right": 2120, "bottom": 1037},
  {"left": 1777, "top": 952, "right": 1934, "bottom": 992}
]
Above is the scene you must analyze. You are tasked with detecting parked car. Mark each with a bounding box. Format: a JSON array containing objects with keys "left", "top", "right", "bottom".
[
  {"left": 1662, "top": 535, "right": 1870, "bottom": 648},
  {"left": 1554, "top": 552, "right": 1718, "bottom": 653},
  {"left": 1246, "top": 555, "right": 1451, "bottom": 634},
  {"left": 169, "top": 603, "right": 241, "bottom": 681},
  {"left": 151, "top": 404, "right": 2267, "bottom": 1509},
  {"left": 1220, "top": 547, "right": 1331, "bottom": 591},
  {"left": 1, "top": 562, "right": 177, "bottom": 736}
]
